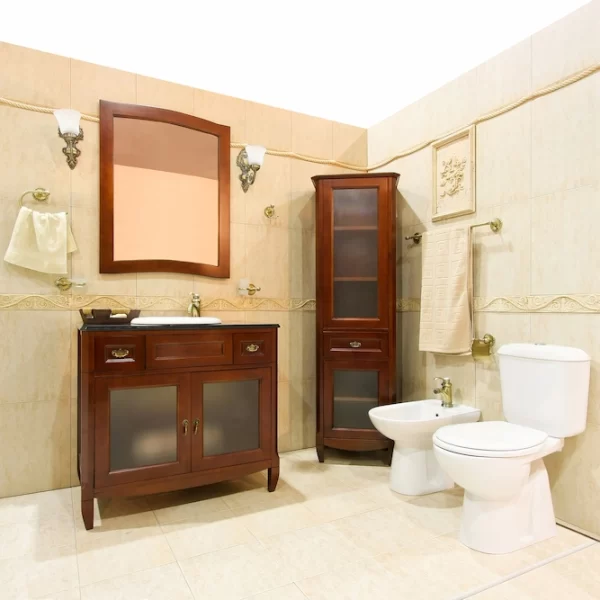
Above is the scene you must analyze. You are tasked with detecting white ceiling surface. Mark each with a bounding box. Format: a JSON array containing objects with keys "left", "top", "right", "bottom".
[{"left": 0, "top": 0, "right": 590, "bottom": 128}]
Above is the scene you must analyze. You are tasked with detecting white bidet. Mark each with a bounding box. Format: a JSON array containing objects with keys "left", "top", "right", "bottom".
[{"left": 368, "top": 400, "right": 480, "bottom": 495}]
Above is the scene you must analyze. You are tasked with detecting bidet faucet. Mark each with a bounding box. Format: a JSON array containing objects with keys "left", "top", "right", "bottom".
[
  {"left": 433, "top": 377, "right": 453, "bottom": 408},
  {"left": 188, "top": 293, "right": 201, "bottom": 317}
]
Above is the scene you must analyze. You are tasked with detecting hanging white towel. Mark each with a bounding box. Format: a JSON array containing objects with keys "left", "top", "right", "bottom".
[
  {"left": 419, "top": 226, "right": 472, "bottom": 354},
  {"left": 4, "top": 207, "right": 77, "bottom": 274}
]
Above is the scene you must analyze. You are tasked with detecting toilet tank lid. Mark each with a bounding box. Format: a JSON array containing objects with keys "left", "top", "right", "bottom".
[{"left": 498, "top": 343, "right": 590, "bottom": 362}]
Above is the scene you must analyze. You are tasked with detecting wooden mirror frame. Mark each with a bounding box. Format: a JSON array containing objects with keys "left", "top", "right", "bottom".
[{"left": 99, "top": 100, "right": 230, "bottom": 277}]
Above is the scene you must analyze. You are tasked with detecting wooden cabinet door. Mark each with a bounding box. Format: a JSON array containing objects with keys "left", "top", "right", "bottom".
[
  {"left": 318, "top": 176, "right": 394, "bottom": 330},
  {"left": 191, "top": 368, "right": 272, "bottom": 471},
  {"left": 323, "top": 360, "right": 391, "bottom": 440},
  {"left": 95, "top": 373, "right": 191, "bottom": 487}
]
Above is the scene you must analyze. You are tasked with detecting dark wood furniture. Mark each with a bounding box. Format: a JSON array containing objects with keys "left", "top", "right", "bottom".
[
  {"left": 313, "top": 173, "right": 399, "bottom": 461},
  {"left": 99, "top": 100, "right": 230, "bottom": 277},
  {"left": 77, "top": 323, "right": 279, "bottom": 529}
]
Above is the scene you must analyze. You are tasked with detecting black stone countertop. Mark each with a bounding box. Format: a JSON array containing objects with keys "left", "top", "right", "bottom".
[{"left": 79, "top": 323, "right": 280, "bottom": 332}]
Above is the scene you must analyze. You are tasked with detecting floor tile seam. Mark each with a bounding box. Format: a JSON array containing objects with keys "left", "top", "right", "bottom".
[
  {"left": 77, "top": 561, "right": 181, "bottom": 597},
  {"left": 154, "top": 505, "right": 236, "bottom": 530},
  {"left": 292, "top": 555, "right": 379, "bottom": 592},
  {"left": 0, "top": 539, "right": 79, "bottom": 564},
  {"left": 74, "top": 520, "right": 169, "bottom": 547},
  {"left": 448, "top": 539, "right": 598, "bottom": 600},
  {"left": 160, "top": 515, "right": 264, "bottom": 560},
  {"left": 311, "top": 504, "right": 389, "bottom": 527},
  {"left": 173, "top": 560, "right": 196, "bottom": 600},
  {"left": 367, "top": 540, "right": 597, "bottom": 600},
  {"left": 76, "top": 553, "right": 178, "bottom": 589}
]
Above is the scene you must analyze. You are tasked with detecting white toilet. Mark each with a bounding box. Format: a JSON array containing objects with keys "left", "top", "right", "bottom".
[{"left": 433, "top": 343, "right": 590, "bottom": 554}]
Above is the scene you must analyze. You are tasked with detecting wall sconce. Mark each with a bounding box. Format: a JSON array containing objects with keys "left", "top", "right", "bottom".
[
  {"left": 54, "top": 109, "right": 84, "bottom": 170},
  {"left": 236, "top": 145, "right": 266, "bottom": 192}
]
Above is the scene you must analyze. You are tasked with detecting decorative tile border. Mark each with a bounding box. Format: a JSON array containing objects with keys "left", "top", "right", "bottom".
[
  {"left": 397, "top": 295, "right": 600, "bottom": 314},
  {"left": 0, "top": 294, "right": 316, "bottom": 312},
  {"left": 2, "top": 293, "right": 600, "bottom": 313},
  {"left": 475, "top": 295, "right": 600, "bottom": 313}
]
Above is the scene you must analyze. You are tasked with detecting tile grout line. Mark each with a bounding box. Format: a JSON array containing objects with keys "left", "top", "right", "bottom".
[{"left": 450, "top": 539, "right": 597, "bottom": 600}]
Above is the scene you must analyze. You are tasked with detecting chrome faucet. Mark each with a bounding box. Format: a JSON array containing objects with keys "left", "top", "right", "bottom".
[
  {"left": 433, "top": 377, "right": 453, "bottom": 408},
  {"left": 188, "top": 293, "right": 201, "bottom": 317}
]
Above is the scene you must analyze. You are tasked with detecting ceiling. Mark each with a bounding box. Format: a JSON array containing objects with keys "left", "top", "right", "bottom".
[{"left": 0, "top": 0, "right": 589, "bottom": 128}]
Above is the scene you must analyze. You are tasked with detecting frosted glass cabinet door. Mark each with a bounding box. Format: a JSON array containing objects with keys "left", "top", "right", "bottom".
[
  {"left": 323, "top": 361, "right": 390, "bottom": 439},
  {"left": 110, "top": 385, "right": 178, "bottom": 471},
  {"left": 320, "top": 178, "right": 391, "bottom": 329},
  {"left": 191, "top": 368, "right": 272, "bottom": 469},
  {"left": 332, "top": 187, "right": 379, "bottom": 320},
  {"left": 95, "top": 373, "right": 192, "bottom": 487}
]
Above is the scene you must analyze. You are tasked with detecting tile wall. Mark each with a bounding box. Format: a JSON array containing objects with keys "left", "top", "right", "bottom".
[
  {"left": 369, "top": 1, "right": 600, "bottom": 536},
  {"left": 0, "top": 41, "right": 368, "bottom": 497}
]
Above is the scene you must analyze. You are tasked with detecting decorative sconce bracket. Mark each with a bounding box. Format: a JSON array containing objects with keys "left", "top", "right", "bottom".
[
  {"left": 237, "top": 149, "right": 259, "bottom": 192},
  {"left": 236, "top": 145, "right": 266, "bottom": 193},
  {"left": 59, "top": 127, "right": 84, "bottom": 170}
]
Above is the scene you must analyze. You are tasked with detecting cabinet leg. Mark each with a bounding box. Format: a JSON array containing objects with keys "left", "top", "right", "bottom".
[
  {"left": 268, "top": 466, "right": 280, "bottom": 492},
  {"left": 81, "top": 498, "right": 94, "bottom": 530},
  {"left": 316, "top": 444, "right": 325, "bottom": 463}
]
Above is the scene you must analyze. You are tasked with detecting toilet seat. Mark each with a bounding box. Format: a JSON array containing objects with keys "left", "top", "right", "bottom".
[{"left": 433, "top": 421, "right": 549, "bottom": 458}]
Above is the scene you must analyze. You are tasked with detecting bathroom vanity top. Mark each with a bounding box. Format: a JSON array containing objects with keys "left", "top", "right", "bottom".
[{"left": 79, "top": 322, "right": 280, "bottom": 332}]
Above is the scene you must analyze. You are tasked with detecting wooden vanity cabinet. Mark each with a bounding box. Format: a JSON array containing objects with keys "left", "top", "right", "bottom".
[
  {"left": 78, "top": 324, "right": 279, "bottom": 530},
  {"left": 313, "top": 173, "right": 399, "bottom": 461}
]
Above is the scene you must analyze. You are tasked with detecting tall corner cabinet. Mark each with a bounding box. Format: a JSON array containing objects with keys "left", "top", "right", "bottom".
[{"left": 313, "top": 173, "right": 399, "bottom": 462}]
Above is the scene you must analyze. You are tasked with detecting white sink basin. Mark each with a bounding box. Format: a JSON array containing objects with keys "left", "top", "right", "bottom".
[
  {"left": 368, "top": 399, "right": 481, "bottom": 496},
  {"left": 131, "top": 316, "right": 222, "bottom": 326}
]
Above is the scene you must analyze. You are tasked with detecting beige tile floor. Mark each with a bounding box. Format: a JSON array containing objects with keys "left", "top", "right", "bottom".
[{"left": 0, "top": 448, "right": 597, "bottom": 599}]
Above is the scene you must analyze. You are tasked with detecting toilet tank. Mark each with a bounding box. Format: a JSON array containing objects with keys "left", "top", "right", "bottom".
[{"left": 498, "top": 343, "right": 590, "bottom": 438}]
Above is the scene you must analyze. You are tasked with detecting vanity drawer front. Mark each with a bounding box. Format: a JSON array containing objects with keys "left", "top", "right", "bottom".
[
  {"left": 94, "top": 336, "right": 145, "bottom": 373},
  {"left": 233, "top": 332, "right": 276, "bottom": 364},
  {"left": 324, "top": 332, "right": 389, "bottom": 360},
  {"left": 147, "top": 333, "right": 233, "bottom": 369}
]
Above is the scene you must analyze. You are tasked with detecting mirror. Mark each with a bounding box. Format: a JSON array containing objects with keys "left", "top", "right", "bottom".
[{"left": 99, "top": 100, "right": 230, "bottom": 277}]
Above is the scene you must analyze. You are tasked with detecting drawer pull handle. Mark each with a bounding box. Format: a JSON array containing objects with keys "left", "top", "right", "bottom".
[
  {"left": 349, "top": 341, "right": 362, "bottom": 348},
  {"left": 182, "top": 419, "right": 189, "bottom": 435},
  {"left": 246, "top": 343, "right": 260, "bottom": 353},
  {"left": 193, "top": 418, "right": 200, "bottom": 435},
  {"left": 111, "top": 348, "right": 130, "bottom": 359}
]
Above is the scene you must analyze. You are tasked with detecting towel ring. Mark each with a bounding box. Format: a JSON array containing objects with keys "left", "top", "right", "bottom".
[{"left": 20, "top": 188, "right": 51, "bottom": 207}]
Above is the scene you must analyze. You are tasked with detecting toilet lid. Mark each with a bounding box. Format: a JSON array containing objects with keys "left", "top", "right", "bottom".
[{"left": 433, "top": 421, "right": 548, "bottom": 457}]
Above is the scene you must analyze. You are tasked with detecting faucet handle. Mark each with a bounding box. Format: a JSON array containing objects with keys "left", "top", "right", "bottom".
[{"left": 434, "top": 376, "right": 452, "bottom": 386}]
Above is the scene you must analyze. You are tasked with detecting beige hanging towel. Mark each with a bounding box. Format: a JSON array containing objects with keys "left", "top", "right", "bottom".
[
  {"left": 4, "top": 207, "right": 77, "bottom": 275},
  {"left": 419, "top": 226, "right": 472, "bottom": 354}
]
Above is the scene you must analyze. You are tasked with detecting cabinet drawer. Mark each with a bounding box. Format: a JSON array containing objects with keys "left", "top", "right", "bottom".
[
  {"left": 233, "top": 332, "right": 275, "bottom": 364},
  {"left": 324, "top": 332, "right": 388, "bottom": 360},
  {"left": 94, "top": 335, "right": 145, "bottom": 373},
  {"left": 147, "top": 332, "right": 233, "bottom": 369}
]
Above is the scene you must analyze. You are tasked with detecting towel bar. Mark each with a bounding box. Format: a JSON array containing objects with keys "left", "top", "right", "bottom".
[
  {"left": 405, "top": 218, "right": 503, "bottom": 245},
  {"left": 19, "top": 188, "right": 50, "bottom": 207}
]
